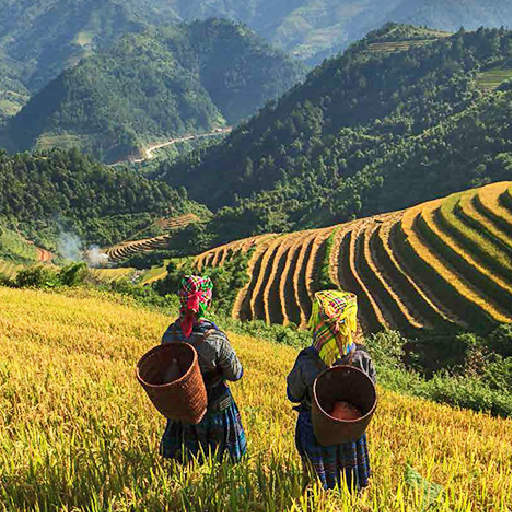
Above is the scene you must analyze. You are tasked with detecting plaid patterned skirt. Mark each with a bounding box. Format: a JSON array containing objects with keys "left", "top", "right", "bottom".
[
  {"left": 160, "top": 389, "right": 246, "bottom": 463},
  {"left": 295, "top": 410, "right": 371, "bottom": 491}
]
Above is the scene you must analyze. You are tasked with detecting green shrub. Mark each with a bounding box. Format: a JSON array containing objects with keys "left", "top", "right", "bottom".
[
  {"left": 155, "top": 251, "right": 254, "bottom": 317},
  {"left": 487, "top": 324, "right": 512, "bottom": 357},
  {"left": 58, "top": 262, "right": 88, "bottom": 287},
  {"left": 313, "top": 228, "right": 339, "bottom": 292},
  {"left": 15, "top": 267, "right": 59, "bottom": 288},
  {"left": 0, "top": 273, "right": 14, "bottom": 287}
]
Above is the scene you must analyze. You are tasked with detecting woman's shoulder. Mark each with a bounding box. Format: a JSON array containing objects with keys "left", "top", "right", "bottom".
[
  {"left": 197, "top": 320, "right": 226, "bottom": 336},
  {"left": 162, "top": 320, "right": 179, "bottom": 343},
  {"left": 334, "top": 347, "right": 372, "bottom": 366},
  {"left": 295, "top": 346, "right": 325, "bottom": 370}
]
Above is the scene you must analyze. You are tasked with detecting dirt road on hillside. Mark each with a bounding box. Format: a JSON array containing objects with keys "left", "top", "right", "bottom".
[{"left": 144, "top": 127, "right": 232, "bottom": 159}]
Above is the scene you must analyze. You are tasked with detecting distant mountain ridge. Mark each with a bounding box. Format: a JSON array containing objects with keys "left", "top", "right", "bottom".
[
  {"left": 2, "top": 0, "right": 512, "bottom": 120},
  {"left": 159, "top": 24, "right": 512, "bottom": 240},
  {"left": 3, "top": 19, "right": 306, "bottom": 162},
  {"left": 167, "top": 0, "right": 512, "bottom": 63},
  {"left": 387, "top": 0, "right": 512, "bottom": 34}
]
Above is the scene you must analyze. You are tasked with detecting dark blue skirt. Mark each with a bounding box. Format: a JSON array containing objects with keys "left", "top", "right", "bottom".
[
  {"left": 295, "top": 410, "right": 371, "bottom": 491},
  {"left": 160, "top": 389, "right": 246, "bottom": 463}
]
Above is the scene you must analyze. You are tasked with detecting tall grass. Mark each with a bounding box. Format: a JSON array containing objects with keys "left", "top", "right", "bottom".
[{"left": 1, "top": 287, "right": 511, "bottom": 511}]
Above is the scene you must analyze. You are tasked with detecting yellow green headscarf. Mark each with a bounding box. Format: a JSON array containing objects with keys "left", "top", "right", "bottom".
[{"left": 310, "top": 290, "right": 358, "bottom": 366}]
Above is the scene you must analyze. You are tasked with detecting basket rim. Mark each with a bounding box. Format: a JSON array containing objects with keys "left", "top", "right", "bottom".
[
  {"left": 312, "top": 364, "right": 377, "bottom": 424},
  {"left": 136, "top": 342, "right": 198, "bottom": 389}
]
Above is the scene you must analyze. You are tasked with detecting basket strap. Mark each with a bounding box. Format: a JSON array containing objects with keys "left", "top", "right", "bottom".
[{"left": 193, "top": 328, "right": 216, "bottom": 348}]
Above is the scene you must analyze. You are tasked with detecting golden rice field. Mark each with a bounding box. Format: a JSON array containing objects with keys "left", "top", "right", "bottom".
[
  {"left": 90, "top": 267, "right": 137, "bottom": 283},
  {"left": 195, "top": 182, "right": 512, "bottom": 335},
  {"left": 0, "top": 287, "right": 511, "bottom": 511},
  {"left": 475, "top": 68, "right": 512, "bottom": 91}
]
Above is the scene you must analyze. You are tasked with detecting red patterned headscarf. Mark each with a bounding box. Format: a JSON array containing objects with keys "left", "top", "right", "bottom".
[{"left": 178, "top": 275, "right": 213, "bottom": 338}]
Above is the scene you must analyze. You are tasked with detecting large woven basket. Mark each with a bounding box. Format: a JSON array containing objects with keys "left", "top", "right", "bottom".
[
  {"left": 312, "top": 365, "right": 377, "bottom": 446},
  {"left": 137, "top": 342, "right": 207, "bottom": 424}
]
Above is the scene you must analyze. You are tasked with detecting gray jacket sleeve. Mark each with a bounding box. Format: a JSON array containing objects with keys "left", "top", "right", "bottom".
[
  {"left": 161, "top": 324, "right": 175, "bottom": 344},
  {"left": 216, "top": 334, "right": 244, "bottom": 381}
]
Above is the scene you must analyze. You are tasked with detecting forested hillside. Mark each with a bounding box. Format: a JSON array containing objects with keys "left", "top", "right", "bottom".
[
  {"left": 0, "top": 0, "right": 183, "bottom": 118},
  {"left": 160, "top": 25, "right": 512, "bottom": 239},
  {"left": 2, "top": 0, "right": 512, "bottom": 120},
  {"left": 0, "top": 148, "right": 204, "bottom": 247},
  {"left": 3, "top": 19, "right": 305, "bottom": 162}
]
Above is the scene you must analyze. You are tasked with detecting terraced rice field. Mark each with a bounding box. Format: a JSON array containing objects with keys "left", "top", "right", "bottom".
[
  {"left": 0, "top": 227, "right": 38, "bottom": 262},
  {"left": 475, "top": 68, "right": 512, "bottom": 91},
  {"left": 36, "top": 248, "right": 53, "bottom": 262},
  {"left": 91, "top": 268, "right": 137, "bottom": 283},
  {"left": 367, "top": 33, "right": 451, "bottom": 54},
  {"left": 152, "top": 213, "right": 199, "bottom": 231},
  {"left": 105, "top": 236, "right": 169, "bottom": 262},
  {"left": 105, "top": 214, "right": 199, "bottom": 262},
  {"left": 138, "top": 261, "right": 172, "bottom": 285},
  {"left": 195, "top": 182, "right": 512, "bottom": 334},
  {"left": 0, "top": 259, "right": 23, "bottom": 279}
]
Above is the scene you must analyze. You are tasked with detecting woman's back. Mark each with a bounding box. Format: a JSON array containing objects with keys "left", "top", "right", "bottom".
[
  {"left": 159, "top": 275, "right": 246, "bottom": 463},
  {"left": 287, "top": 345, "right": 376, "bottom": 409},
  {"left": 162, "top": 319, "right": 243, "bottom": 405}
]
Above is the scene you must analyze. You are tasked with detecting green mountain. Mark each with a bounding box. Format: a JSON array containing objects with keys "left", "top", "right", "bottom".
[
  {"left": 0, "top": 0, "right": 183, "bottom": 118},
  {"left": 3, "top": 19, "right": 306, "bottom": 163},
  {"left": 167, "top": 0, "right": 401, "bottom": 64},
  {"left": 2, "top": 0, "right": 512, "bottom": 119},
  {"left": 0, "top": 148, "right": 202, "bottom": 248},
  {"left": 158, "top": 25, "right": 512, "bottom": 240}
]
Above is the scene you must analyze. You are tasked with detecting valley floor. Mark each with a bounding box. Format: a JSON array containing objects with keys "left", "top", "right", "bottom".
[{"left": 0, "top": 287, "right": 511, "bottom": 511}]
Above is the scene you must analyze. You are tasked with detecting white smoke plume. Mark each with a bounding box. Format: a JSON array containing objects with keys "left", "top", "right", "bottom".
[
  {"left": 87, "top": 246, "right": 109, "bottom": 267},
  {"left": 58, "top": 232, "right": 82, "bottom": 261},
  {"left": 56, "top": 227, "right": 109, "bottom": 267}
]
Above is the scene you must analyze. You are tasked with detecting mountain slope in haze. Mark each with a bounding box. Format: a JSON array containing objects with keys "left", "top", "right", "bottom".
[
  {"left": 4, "top": 19, "right": 306, "bottom": 163},
  {"left": 159, "top": 25, "right": 512, "bottom": 239},
  {"left": 2, "top": 0, "right": 512, "bottom": 117},
  {"left": 167, "top": 0, "right": 403, "bottom": 64},
  {"left": 163, "top": 0, "right": 512, "bottom": 64},
  {"left": 2, "top": 0, "right": 512, "bottom": 116},
  {"left": 0, "top": 0, "right": 183, "bottom": 117},
  {"left": 387, "top": 0, "right": 512, "bottom": 34}
]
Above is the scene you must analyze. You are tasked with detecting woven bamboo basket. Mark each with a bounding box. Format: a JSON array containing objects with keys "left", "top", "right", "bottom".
[
  {"left": 312, "top": 365, "right": 377, "bottom": 446},
  {"left": 137, "top": 342, "right": 207, "bottom": 424}
]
